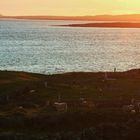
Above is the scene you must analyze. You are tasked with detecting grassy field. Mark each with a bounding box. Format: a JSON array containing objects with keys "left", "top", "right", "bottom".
[{"left": 0, "top": 69, "right": 140, "bottom": 139}]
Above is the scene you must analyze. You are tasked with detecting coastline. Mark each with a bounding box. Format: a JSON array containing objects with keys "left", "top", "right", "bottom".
[{"left": 60, "top": 22, "right": 140, "bottom": 28}]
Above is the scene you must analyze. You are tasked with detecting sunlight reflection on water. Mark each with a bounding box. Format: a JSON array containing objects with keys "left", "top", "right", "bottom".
[{"left": 0, "top": 19, "right": 140, "bottom": 74}]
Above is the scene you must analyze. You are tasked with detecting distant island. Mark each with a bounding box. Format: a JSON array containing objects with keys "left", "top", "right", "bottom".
[
  {"left": 1, "top": 14, "right": 140, "bottom": 21},
  {"left": 60, "top": 22, "right": 140, "bottom": 28}
]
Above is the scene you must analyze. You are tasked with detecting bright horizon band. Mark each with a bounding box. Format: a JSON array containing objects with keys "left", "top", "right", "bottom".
[{"left": 0, "top": 0, "right": 140, "bottom": 16}]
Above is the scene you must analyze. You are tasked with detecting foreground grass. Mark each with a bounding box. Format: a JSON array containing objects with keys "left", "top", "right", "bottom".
[{"left": 0, "top": 69, "right": 140, "bottom": 139}]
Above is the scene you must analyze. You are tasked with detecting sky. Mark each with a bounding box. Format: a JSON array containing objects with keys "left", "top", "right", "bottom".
[{"left": 0, "top": 0, "right": 140, "bottom": 16}]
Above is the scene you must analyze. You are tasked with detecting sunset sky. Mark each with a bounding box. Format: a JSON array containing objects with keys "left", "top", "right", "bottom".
[{"left": 0, "top": 0, "right": 140, "bottom": 16}]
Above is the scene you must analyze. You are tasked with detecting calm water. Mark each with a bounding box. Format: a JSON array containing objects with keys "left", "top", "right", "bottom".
[{"left": 0, "top": 19, "right": 140, "bottom": 74}]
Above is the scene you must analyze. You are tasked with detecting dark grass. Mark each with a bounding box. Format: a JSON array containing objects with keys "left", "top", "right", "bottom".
[{"left": 0, "top": 69, "right": 140, "bottom": 139}]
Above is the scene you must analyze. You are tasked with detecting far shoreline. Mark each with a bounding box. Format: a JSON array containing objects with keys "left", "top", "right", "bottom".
[
  {"left": 1, "top": 14, "right": 140, "bottom": 22},
  {"left": 60, "top": 22, "right": 140, "bottom": 28}
]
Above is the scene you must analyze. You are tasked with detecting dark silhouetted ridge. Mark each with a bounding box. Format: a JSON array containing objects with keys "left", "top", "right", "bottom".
[{"left": 62, "top": 22, "right": 140, "bottom": 28}]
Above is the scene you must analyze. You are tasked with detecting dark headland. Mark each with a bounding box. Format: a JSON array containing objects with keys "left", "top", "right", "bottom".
[
  {"left": 0, "top": 69, "right": 140, "bottom": 139},
  {"left": 61, "top": 22, "right": 140, "bottom": 28}
]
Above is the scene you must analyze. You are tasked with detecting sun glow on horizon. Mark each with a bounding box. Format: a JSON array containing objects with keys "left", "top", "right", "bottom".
[{"left": 0, "top": 0, "right": 140, "bottom": 16}]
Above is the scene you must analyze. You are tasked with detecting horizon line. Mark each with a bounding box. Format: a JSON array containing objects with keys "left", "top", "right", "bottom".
[{"left": 1, "top": 14, "right": 140, "bottom": 21}]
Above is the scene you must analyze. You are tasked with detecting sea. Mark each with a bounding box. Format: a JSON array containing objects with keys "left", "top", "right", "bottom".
[{"left": 0, "top": 19, "right": 140, "bottom": 74}]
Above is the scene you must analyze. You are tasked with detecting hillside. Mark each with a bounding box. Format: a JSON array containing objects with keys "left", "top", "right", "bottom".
[{"left": 0, "top": 70, "right": 140, "bottom": 139}]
